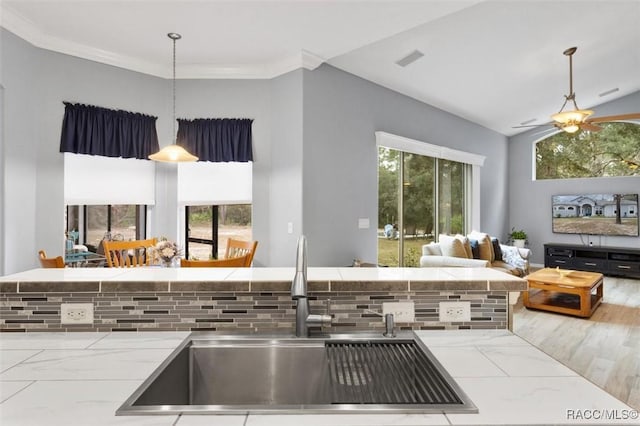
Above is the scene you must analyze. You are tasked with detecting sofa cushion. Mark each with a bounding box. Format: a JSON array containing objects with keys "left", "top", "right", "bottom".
[
  {"left": 457, "top": 234, "right": 473, "bottom": 259},
  {"left": 468, "top": 238, "right": 480, "bottom": 259},
  {"left": 491, "top": 261, "right": 524, "bottom": 277},
  {"left": 491, "top": 238, "right": 503, "bottom": 261},
  {"left": 468, "top": 231, "right": 494, "bottom": 262},
  {"left": 421, "top": 255, "right": 490, "bottom": 268},
  {"left": 422, "top": 243, "right": 443, "bottom": 256},
  {"left": 439, "top": 234, "right": 469, "bottom": 258}
]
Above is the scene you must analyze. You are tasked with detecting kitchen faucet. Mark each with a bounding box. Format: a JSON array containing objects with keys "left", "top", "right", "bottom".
[{"left": 291, "top": 235, "right": 332, "bottom": 337}]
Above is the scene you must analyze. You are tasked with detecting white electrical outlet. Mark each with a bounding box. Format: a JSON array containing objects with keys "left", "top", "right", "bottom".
[
  {"left": 439, "top": 301, "right": 471, "bottom": 322},
  {"left": 60, "top": 303, "right": 94, "bottom": 325},
  {"left": 382, "top": 301, "right": 415, "bottom": 323}
]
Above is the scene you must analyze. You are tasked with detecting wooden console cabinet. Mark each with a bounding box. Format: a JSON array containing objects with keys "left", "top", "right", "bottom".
[{"left": 544, "top": 243, "right": 640, "bottom": 279}]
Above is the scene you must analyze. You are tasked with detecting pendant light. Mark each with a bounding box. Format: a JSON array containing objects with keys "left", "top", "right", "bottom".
[
  {"left": 550, "top": 47, "right": 593, "bottom": 134},
  {"left": 149, "top": 32, "right": 198, "bottom": 162}
]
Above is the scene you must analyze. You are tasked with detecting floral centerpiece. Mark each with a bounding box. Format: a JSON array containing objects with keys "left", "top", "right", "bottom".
[{"left": 154, "top": 239, "right": 181, "bottom": 267}]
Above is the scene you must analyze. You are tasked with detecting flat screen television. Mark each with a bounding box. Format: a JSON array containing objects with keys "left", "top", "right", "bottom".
[
  {"left": 551, "top": 193, "right": 639, "bottom": 237},
  {"left": 552, "top": 193, "right": 639, "bottom": 236}
]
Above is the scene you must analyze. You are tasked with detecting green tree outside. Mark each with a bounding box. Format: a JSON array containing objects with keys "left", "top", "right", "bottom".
[{"left": 536, "top": 122, "right": 640, "bottom": 179}]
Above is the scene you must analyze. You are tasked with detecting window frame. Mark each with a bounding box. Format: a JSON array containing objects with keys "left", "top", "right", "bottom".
[
  {"left": 184, "top": 204, "right": 252, "bottom": 260},
  {"left": 65, "top": 204, "right": 147, "bottom": 248},
  {"left": 184, "top": 205, "right": 218, "bottom": 259}
]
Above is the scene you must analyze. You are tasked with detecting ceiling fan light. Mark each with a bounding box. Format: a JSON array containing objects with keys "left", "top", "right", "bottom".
[
  {"left": 561, "top": 124, "right": 580, "bottom": 134},
  {"left": 148, "top": 144, "right": 198, "bottom": 162},
  {"left": 551, "top": 109, "right": 594, "bottom": 124}
]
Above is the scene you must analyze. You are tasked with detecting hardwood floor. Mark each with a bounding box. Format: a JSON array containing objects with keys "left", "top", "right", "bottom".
[{"left": 514, "top": 276, "right": 640, "bottom": 410}]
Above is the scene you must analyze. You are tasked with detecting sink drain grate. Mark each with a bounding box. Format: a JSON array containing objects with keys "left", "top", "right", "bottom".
[{"left": 325, "top": 340, "right": 463, "bottom": 405}]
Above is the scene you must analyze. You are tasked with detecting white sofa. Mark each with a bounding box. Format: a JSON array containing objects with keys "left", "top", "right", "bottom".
[{"left": 420, "top": 241, "right": 531, "bottom": 276}]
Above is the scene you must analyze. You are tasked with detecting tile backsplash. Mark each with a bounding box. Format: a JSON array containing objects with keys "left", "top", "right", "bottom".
[{"left": 1, "top": 289, "right": 507, "bottom": 332}]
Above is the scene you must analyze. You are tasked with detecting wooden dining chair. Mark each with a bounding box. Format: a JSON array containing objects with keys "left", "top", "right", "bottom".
[
  {"left": 102, "top": 238, "right": 157, "bottom": 267},
  {"left": 180, "top": 254, "right": 250, "bottom": 268},
  {"left": 38, "top": 250, "right": 65, "bottom": 268},
  {"left": 224, "top": 239, "right": 258, "bottom": 266}
]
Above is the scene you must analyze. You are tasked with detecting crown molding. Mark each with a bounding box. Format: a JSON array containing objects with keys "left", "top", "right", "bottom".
[
  {"left": 1, "top": 5, "right": 166, "bottom": 77},
  {"left": 180, "top": 49, "right": 326, "bottom": 79},
  {"left": 301, "top": 50, "right": 325, "bottom": 71},
  {"left": 1, "top": 5, "right": 326, "bottom": 80}
]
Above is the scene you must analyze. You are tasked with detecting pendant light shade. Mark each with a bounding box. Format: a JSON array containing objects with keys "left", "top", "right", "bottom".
[
  {"left": 149, "top": 144, "right": 198, "bottom": 162},
  {"left": 149, "top": 32, "right": 198, "bottom": 163},
  {"left": 551, "top": 109, "right": 594, "bottom": 134}
]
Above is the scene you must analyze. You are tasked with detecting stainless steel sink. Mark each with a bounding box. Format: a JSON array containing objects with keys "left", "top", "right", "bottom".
[{"left": 117, "top": 331, "right": 477, "bottom": 415}]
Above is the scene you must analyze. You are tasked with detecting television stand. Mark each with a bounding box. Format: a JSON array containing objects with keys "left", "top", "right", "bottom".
[{"left": 544, "top": 243, "right": 640, "bottom": 279}]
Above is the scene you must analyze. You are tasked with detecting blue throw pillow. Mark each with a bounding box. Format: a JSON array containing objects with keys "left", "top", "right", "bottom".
[{"left": 469, "top": 239, "right": 480, "bottom": 259}]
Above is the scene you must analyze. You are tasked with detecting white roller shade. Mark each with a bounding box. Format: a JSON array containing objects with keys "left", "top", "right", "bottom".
[
  {"left": 178, "top": 161, "right": 252, "bottom": 205},
  {"left": 64, "top": 153, "right": 156, "bottom": 205}
]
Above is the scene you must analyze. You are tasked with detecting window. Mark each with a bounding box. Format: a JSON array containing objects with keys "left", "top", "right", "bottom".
[
  {"left": 378, "top": 149, "right": 469, "bottom": 266},
  {"left": 185, "top": 204, "right": 252, "bottom": 260},
  {"left": 66, "top": 205, "right": 147, "bottom": 251},
  {"left": 536, "top": 122, "right": 640, "bottom": 180},
  {"left": 376, "top": 132, "right": 484, "bottom": 267}
]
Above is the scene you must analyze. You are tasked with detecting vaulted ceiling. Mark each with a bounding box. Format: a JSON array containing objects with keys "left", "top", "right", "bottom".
[{"left": 2, "top": 0, "right": 639, "bottom": 136}]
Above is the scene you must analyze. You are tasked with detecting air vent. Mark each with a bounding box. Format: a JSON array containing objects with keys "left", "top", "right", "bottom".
[
  {"left": 598, "top": 87, "right": 619, "bottom": 97},
  {"left": 395, "top": 50, "right": 424, "bottom": 67}
]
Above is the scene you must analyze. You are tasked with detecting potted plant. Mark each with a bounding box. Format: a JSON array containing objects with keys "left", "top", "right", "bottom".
[{"left": 510, "top": 227, "right": 527, "bottom": 248}]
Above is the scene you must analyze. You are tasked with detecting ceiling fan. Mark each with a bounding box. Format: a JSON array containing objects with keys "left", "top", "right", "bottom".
[{"left": 515, "top": 46, "right": 640, "bottom": 134}]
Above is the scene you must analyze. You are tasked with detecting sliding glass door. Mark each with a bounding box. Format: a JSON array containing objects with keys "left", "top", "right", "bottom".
[
  {"left": 438, "top": 159, "right": 466, "bottom": 236},
  {"left": 401, "top": 152, "right": 435, "bottom": 266},
  {"left": 378, "top": 147, "right": 469, "bottom": 266}
]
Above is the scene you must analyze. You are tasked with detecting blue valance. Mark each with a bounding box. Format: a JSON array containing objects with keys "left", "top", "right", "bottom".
[
  {"left": 59, "top": 102, "right": 159, "bottom": 160},
  {"left": 177, "top": 118, "right": 253, "bottom": 162}
]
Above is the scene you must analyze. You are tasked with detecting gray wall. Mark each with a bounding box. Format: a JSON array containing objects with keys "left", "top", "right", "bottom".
[
  {"left": 175, "top": 78, "right": 273, "bottom": 266},
  {"left": 0, "top": 28, "right": 283, "bottom": 272},
  {"left": 2, "top": 28, "right": 512, "bottom": 272},
  {"left": 1, "top": 29, "right": 168, "bottom": 274},
  {"left": 268, "top": 70, "right": 304, "bottom": 266},
  {"left": 302, "top": 64, "right": 510, "bottom": 266},
  {"left": 0, "top": 84, "right": 4, "bottom": 273},
  {"left": 2, "top": 30, "right": 41, "bottom": 274},
  {"left": 508, "top": 91, "right": 640, "bottom": 265}
]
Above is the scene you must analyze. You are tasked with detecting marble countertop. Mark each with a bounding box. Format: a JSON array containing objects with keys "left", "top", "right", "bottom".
[
  {"left": 0, "top": 267, "right": 527, "bottom": 292},
  {"left": 0, "top": 330, "right": 636, "bottom": 425}
]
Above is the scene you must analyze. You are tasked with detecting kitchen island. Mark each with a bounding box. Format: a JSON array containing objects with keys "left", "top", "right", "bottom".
[
  {"left": 1, "top": 267, "right": 525, "bottom": 332},
  {"left": 0, "top": 329, "right": 636, "bottom": 425}
]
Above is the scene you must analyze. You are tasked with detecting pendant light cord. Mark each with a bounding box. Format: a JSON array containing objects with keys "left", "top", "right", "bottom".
[
  {"left": 168, "top": 32, "right": 181, "bottom": 144},
  {"left": 172, "top": 35, "right": 177, "bottom": 143},
  {"left": 149, "top": 32, "right": 197, "bottom": 162}
]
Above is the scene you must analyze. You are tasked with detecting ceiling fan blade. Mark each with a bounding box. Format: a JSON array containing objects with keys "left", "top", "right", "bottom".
[
  {"left": 587, "top": 113, "right": 640, "bottom": 123},
  {"left": 580, "top": 122, "right": 602, "bottom": 132}
]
